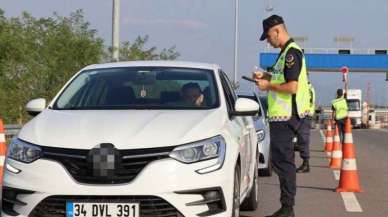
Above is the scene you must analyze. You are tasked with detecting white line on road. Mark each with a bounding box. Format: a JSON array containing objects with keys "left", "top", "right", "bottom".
[
  {"left": 333, "top": 170, "right": 340, "bottom": 180},
  {"left": 340, "top": 192, "right": 363, "bottom": 212},
  {"left": 371, "top": 128, "right": 388, "bottom": 133},
  {"left": 319, "top": 130, "right": 363, "bottom": 213},
  {"left": 319, "top": 130, "right": 325, "bottom": 141}
]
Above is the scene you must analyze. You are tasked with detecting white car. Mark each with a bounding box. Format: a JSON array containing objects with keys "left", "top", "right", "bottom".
[
  {"left": 237, "top": 93, "right": 272, "bottom": 176},
  {"left": 3, "top": 61, "right": 260, "bottom": 217}
]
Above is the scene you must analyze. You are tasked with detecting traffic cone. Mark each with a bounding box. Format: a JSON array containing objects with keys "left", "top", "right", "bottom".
[
  {"left": 336, "top": 118, "right": 363, "bottom": 192},
  {"left": 329, "top": 124, "right": 342, "bottom": 169},
  {"left": 324, "top": 119, "right": 334, "bottom": 158},
  {"left": 0, "top": 119, "right": 7, "bottom": 184}
]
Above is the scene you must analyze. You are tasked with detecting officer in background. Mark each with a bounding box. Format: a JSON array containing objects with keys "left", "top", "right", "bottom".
[
  {"left": 332, "top": 89, "right": 348, "bottom": 144},
  {"left": 254, "top": 14, "right": 310, "bottom": 217},
  {"left": 295, "top": 82, "right": 315, "bottom": 173}
]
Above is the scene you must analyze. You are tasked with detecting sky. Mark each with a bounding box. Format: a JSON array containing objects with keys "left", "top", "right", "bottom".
[{"left": 1, "top": 0, "right": 388, "bottom": 106}]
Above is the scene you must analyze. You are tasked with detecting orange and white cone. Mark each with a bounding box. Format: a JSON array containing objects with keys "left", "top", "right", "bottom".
[
  {"left": 0, "top": 119, "right": 7, "bottom": 184},
  {"left": 324, "top": 119, "right": 334, "bottom": 158},
  {"left": 329, "top": 125, "right": 342, "bottom": 169},
  {"left": 336, "top": 117, "right": 363, "bottom": 192}
]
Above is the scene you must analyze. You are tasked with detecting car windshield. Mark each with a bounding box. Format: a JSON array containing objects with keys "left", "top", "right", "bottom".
[
  {"left": 53, "top": 67, "right": 219, "bottom": 110},
  {"left": 346, "top": 99, "right": 360, "bottom": 111}
]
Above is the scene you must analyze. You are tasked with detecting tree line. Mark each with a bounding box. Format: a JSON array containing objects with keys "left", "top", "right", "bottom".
[{"left": 0, "top": 9, "right": 179, "bottom": 124}]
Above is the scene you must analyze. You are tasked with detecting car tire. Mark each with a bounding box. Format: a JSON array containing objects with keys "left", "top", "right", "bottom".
[
  {"left": 232, "top": 164, "right": 241, "bottom": 217},
  {"left": 241, "top": 154, "right": 259, "bottom": 211}
]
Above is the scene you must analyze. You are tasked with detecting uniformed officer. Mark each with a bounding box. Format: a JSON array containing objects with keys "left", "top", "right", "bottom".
[
  {"left": 296, "top": 82, "right": 316, "bottom": 173},
  {"left": 332, "top": 89, "right": 348, "bottom": 144},
  {"left": 254, "top": 14, "right": 310, "bottom": 217}
]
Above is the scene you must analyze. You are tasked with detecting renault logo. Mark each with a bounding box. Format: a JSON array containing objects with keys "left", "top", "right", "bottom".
[{"left": 87, "top": 143, "right": 120, "bottom": 178}]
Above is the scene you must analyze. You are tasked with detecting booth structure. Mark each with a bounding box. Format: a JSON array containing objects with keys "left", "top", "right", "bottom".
[{"left": 259, "top": 51, "right": 388, "bottom": 77}]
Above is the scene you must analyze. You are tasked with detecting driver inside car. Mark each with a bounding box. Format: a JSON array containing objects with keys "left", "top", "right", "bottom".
[{"left": 181, "top": 82, "right": 204, "bottom": 107}]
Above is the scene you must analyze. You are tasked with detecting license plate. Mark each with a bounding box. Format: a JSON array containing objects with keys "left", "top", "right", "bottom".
[{"left": 66, "top": 202, "right": 140, "bottom": 217}]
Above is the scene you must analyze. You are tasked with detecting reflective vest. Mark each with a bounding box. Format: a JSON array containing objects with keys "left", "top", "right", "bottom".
[
  {"left": 308, "top": 83, "right": 316, "bottom": 117},
  {"left": 268, "top": 42, "right": 310, "bottom": 122},
  {"left": 332, "top": 97, "right": 348, "bottom": 120}
]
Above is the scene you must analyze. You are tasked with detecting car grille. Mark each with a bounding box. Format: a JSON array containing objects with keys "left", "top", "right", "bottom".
[
  {"left": 28, "top": 195, "right": 184, "bottom": 217},
  {"left": 41, "top": 145, "right": 176, "bottom": 184}
]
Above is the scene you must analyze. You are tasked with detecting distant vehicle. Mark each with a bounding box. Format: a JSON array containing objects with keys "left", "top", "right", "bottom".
[
  {"left": 237, "top": 93, "right": 272, "bottom": 177},
  {"left": 346, "top": 89, "right": 362, "bottom": 128},
  {"left": 4, "top": 61, "right": 261, "bottom": 217}
]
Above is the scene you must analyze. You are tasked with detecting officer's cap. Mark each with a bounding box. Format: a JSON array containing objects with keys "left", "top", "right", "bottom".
[{"left": 260, "top": 15, "right": 284, "bottom": 41}]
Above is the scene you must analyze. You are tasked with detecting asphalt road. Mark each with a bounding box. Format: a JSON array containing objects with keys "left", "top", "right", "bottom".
[{"left": 241, "top": 128, "right": 388, "bottom": 217}]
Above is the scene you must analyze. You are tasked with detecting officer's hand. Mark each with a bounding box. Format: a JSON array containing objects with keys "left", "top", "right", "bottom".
[
  {"left": 253, "top": 70, "right": 265, "bottom": 79},
  {"left": 255, "top": 79, "right": 270, "bottom": 91}
]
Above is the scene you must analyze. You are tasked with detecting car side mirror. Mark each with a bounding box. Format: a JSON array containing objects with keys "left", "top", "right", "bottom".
[
  {"left": 26, "top": 98, "right": 46, "bottom": 116},
  {"left": 232, "top": 98, "right": 260, "bottom": 116}
]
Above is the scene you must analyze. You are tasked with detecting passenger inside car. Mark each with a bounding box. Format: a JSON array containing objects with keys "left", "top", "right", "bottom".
[{"left": 181, "top": 82, "right": 205, "bottom": 107}]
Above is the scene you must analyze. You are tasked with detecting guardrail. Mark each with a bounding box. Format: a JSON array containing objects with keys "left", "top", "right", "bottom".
[{"left": 5, "top": 124, "right": 22, "bottom": 141}]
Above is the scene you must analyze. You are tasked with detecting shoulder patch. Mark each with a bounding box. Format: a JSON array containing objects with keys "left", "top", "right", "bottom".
[
  {"left": 286, "top": 53, "right": 294, "bottom": 63},
  {"left": 285, "top": 53, "right": 295, "bottom": 68}
]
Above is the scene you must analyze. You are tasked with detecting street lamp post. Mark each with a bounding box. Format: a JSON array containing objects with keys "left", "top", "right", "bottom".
[
  {"left": 112, "top": 0, "right": 120, "bottom": 61},
  {"left": 233, "top": 0, "right": 239, "bottom": 87},
  {"left": 265, "top": 0, "right": 274, "bottom": 52}
]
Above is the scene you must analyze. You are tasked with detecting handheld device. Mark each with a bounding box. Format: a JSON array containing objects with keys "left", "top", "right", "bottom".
[{"left": 241, "top": 76, "right": 256, "bottom": 83}]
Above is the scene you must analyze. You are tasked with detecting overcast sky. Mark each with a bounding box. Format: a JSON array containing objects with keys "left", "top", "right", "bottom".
[{"left": 1, "top": 0, "right": 388, "bottom": 106}]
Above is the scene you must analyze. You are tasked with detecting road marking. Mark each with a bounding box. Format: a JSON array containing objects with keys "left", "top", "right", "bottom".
[
  {"left": 320, "top": 130, "right": 363, "bottom": 213},
  {"left": 340, "top": 192, "right": 363, "bottom": 212},
  {"left": 319, "top": 130, "right": 325, "bottom": 141},
  {"left": 371, "top": 128, "right": 388, "bottom": 133},
  {"left": 333, "top": 170, "right": 340, "bottom": 180}
]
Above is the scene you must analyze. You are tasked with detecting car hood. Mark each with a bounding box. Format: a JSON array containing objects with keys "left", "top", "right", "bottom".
[{"left": 18, "top": 109, "right": 226, "bottom": 149}]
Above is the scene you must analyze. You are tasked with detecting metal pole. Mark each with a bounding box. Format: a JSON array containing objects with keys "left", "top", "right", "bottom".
[
  {"left": 233, "top": 0, "right": 239, "bottom": 86},
  {"left": 265, "top": 0, "right": 273, "bottom": 52},
  {"left": 112, "top": 0, "right": 120, "bottom": 61}
]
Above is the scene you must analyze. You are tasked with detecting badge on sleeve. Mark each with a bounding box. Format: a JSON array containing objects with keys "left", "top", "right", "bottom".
[{"left": 285, "top": 53, "right": 295, "bottom": 68}]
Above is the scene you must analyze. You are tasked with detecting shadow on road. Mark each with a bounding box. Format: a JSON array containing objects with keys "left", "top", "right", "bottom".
[
  {"left": 261, "top": 182, "right": 334, "bottom": 192},
  {"left": 296, "top": 185, "right": 335, "bottom": 192}
]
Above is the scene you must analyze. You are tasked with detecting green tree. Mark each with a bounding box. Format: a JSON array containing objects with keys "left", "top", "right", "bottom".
[
  {"left": 0, "top": 9, "right": 180, "bottom": 124},
  {"left": 0, "top": 9, "right": 104, "bottom": 123},
  {"left": 111, "top": 35, "right": 180, "bottom": 61}
]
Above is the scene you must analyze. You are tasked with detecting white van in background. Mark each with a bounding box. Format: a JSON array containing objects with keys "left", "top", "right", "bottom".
[{"left": 346, "top": 89, "right": 362, "bottom": 128}]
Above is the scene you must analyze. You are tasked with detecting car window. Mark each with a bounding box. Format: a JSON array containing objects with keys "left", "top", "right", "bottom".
[
  {"left": 54, "top": 67, "right": 219, "bottom": 110},
  {"left": 219, "top": 71, "right": 236, "bottom": 114},
  {"left": 346, "top": 99, "right": 360, "bottom": 111},
  {"left": 221, "top": 71, "right": 238, "bottom": 103}
]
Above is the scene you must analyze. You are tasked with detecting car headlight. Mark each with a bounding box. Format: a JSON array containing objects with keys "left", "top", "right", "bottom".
[
  {"left": 169, "top": 135, "right": 226, "bottom": 174},
  {"left": 257, "top": 129, "right": 265, "bottom": 142},
  {"left": 7, "top": 138, "right": 42, "bottom": 163}
]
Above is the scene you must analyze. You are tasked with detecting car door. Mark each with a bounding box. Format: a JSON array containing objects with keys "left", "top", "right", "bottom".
[
  {"left": 219, "top": 71, "right": 254, "bottom": 193},
  {"left": 257, "top": 94, "right": 271, "bottom": 144}
]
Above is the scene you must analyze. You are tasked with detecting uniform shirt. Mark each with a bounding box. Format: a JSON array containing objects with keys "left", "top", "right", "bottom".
[{"left": 274, "top": 38, "right": 303, "bottom": 116}]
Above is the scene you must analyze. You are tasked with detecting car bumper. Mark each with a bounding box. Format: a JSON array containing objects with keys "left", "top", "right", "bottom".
[{"left": 3, "top": 156, "right": 236, "bottom": 217}]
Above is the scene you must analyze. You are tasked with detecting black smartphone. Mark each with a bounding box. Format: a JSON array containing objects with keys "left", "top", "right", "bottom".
[{"left": 241, "top": 76, "right": 256, "bottom": 83}]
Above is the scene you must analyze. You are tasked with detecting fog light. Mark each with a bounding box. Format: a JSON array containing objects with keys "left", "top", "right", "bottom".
[
  {"left": 204, "top": 191, "right": 219, "bottom": 200},
  {"left": 6, "top": 163, "right": 21, "bottom": 174},
  {"left": 175, "top": 187, "right": 226, "bottom": 216}
]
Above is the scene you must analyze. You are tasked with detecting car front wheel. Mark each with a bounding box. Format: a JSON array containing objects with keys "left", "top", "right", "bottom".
[
  {"left": 241, "top": 153, "right": 259, "bottom": 211},
  {"left": 232, "top": 164, "right": 241, "bottom": 217}
]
